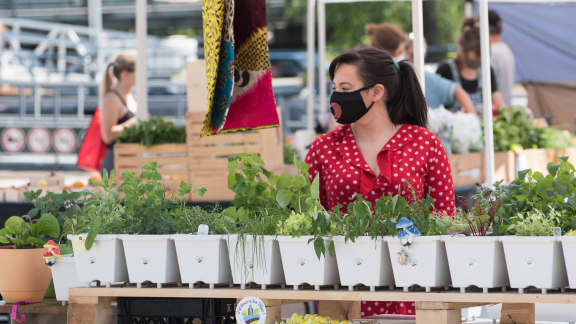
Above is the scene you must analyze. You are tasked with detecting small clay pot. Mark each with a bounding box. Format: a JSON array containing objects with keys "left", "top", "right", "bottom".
[{"left": 0, "top": 247, "right": 52, "bottom": 303}]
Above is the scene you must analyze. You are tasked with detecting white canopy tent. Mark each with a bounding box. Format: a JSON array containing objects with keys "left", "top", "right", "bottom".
[{"left": 305, "top": 0, "right": 497, "bottom": 185}]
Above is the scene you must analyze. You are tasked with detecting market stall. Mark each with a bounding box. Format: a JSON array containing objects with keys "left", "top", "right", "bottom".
[{"left": 3, "top": 1, "right": 576, "bottom": 324}]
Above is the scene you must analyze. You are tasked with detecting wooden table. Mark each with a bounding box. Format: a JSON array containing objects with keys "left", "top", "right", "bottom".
[
  {"left": 0, "top": 299, "right": 67, "bottom": 324},
  {"left": 69, "top": 287, "right": 576, "bottom": 324}
]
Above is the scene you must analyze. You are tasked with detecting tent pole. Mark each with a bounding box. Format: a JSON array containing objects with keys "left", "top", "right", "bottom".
[
  {"left": 479, "top": 0, "right": 495, "bottom": 185},
  {"left": 136, "top": 0, "right": 148, "bottom": 120},
  {"left": 318, "top": 0, "right": 327, "bottom": 132},
  {"left": 306, "top": 0, "right": 317, "bottom": 132},
  {"left": 411, "top": 0, "right": 425, "bottom": 93}
]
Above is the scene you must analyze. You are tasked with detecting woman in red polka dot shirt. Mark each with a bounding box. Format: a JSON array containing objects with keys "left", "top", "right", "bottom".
[{"left": 305, "top": 48, "right": 455, "bottom": 317}]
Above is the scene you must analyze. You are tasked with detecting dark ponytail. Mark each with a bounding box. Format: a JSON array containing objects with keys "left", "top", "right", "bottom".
[
  {"left": 387, "top": 60, "right": 427, "bottom": 127},
  {"left": 329, "top": 47, "right": 428, "bottom": 128}
]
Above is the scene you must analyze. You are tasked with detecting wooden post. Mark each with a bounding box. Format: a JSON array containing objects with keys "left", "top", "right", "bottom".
[
  {"left": 68, "top": 296, "right": 117, "bottom": 324},
  {"left": 500, "top": 303, "right": 535, "bottom": 324},
  {"left": 263, "top": 299, "right": 282, "bottom": 324},
  {"left": 317, "top": 301, "right": 360, "bottom": 321},
  {"left": 415, "top": 302, "right": 461, "bottom": 324}
]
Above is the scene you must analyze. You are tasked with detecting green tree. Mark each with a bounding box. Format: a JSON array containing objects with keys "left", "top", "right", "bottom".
[{"left": 283, "top": 0, "right": 464, "bottom": 53}]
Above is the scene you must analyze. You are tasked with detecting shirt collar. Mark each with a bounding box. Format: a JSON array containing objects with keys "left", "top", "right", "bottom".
[{"left": 333, "top": 124, "right": 415, "bottom": 173}]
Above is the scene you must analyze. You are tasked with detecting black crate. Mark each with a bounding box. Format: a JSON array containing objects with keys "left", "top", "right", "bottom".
[{"left": 117, "top": 298, "right": 236, "bottom": 324}]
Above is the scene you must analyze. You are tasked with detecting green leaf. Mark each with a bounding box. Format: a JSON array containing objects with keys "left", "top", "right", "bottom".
[
  {"left": 0, "top": 229, "right": 9, "bottom": 244},
  {"left": 276, "top": 190, "right": 293, "bottom": 209},
  {"left": 547, "top": 163, "right": 560, "bottom": 177},
  {"left": 85, "top": 213, "right": 102, "bottom": 250},
  {"left": 4, "top": 216, "right": 27, "bottom": 232},
  {"left": 178, "top": 182, "right": 192, "bottom": 196},
  {"left": 310, "top": 175, "right": 320, "bottom": 199},
  {"left": 194, "top": 186, "right": 207, "bottom": 197},
  {"left": 32, "top": 213, "right": 60, "bottom": 238}
]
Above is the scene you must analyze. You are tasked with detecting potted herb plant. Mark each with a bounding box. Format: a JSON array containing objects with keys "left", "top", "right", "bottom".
[
  {"left": 68, "top": 170, "right": 129, "bottom": 287},
  {"left": 501, "top": 209, "right": 567, "bottom": 293},
  {"left": 172, "top": 192, "right": 232, "bottom": 289},
  {"left": 276, "top": 204, "right": 340, "bottom": 291},
  {"left": 444, "top": 187, "right": 509, "bottom": 293},
  {"left": 496, "top": 159, "right": 574, "bottom": 292},
  {"left": 386, "top": 193, "right": 452, "bottom": 292},
  {"left": 0, "top": 213, "right": 59, "bottom": 302},
  {"left": 223, "top": 154, "right": 288, "bottom": 289},
  {"left": 332, "top": 195, "right": 396, "bottom": 292}
]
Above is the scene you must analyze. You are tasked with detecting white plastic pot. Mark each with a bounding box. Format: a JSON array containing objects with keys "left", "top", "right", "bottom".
[
  {"left": 70, "top": 234, "right": 128, "bottom": 286},
  {"left": 444, "top": 236, "right": 508, "bottom": 292},
  {"left": 561, "top": 236, "right": 576, "bottom": 289},
  {"left": 387, "top": 236, "right": 451, "bottom": 291},
  {"left": 227, "top": 235, "right": 284, "bottom": 288},
  {"left": 333, "top": 236, "right": 394, "bottom": 291},
  {"left": 501, "top": 236, "right": 567, "bottom": 291},
  {"left": 120, "top": 235, "right": 180, "bottom": 287},
  {"left": 277, "top": 236, "right": 339, "bottom": 290},
  {"left": 173, "top": 234, "right": 231, "bottom": 288},
  {"left": 49, "top": 256, "right": 89, "bottom": 302}
]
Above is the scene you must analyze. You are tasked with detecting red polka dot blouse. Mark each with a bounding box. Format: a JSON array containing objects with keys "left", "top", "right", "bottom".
[{"left": 304, "top": 123, "right": 455, "bottom": 317}]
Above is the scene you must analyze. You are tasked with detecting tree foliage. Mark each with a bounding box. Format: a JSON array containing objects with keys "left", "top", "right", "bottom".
[{"left": 283, "top": 0, "right": 464, "bottom": 52}]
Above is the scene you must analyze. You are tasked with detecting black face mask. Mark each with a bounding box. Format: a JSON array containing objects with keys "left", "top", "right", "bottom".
[{"left": 330, "top": 85, "right": 375, "bottom": 124}]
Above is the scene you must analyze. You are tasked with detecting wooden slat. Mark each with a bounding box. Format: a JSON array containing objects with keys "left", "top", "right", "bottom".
[
  {"left": 188, "top": 144, "right": 263, "bottom": 157},
  {"left": 116, "top": 156, "right": 188, "bottom": 167},
  {"left": 188, "top": 133, "right": 262, "bottom": 146},
  {"left": 115, "top": 143, "right": 187, "bottom": 154},
  {"left": 116, "top": 168, "right": 188, "bottom": 178},
  {"left": 69, "top": 288, "right": 576, "bottom": 304}
]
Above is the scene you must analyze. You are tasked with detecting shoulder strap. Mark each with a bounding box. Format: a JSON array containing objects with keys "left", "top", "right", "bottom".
[
  {"left": 109, "top": 89, "right": 128, "bottom": 108},
  {"left": 447, "top": 60, "right": 461, "bottom": 85}
]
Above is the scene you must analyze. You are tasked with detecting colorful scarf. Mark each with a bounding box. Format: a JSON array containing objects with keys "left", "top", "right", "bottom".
[{"left": 202, "top": 0, "right": 279, "bottom": 136}]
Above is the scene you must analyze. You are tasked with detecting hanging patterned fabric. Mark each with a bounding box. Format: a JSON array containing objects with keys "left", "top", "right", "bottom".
[{"left": 201, "top": 0, "right": 279, "bottom": 136}]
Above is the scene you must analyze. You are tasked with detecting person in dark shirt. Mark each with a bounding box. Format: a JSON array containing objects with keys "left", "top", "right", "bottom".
[{"left": 436, "top": 17, "right": 504, "bottom": 112}]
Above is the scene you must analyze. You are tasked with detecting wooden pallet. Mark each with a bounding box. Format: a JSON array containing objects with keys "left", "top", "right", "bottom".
[
  {"left": 114, "top": 143, "right": 189, "bottom": 196},
  {"left": 67, "top": 287, "right": 567, "bottom": 324},
  {"left": 186, "top": 111, "right": 285, "bottom": 201}
]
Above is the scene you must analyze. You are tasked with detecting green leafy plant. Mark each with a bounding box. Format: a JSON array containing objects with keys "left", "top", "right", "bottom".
[
  {"left": 64, "top": 163, "right": 206, "bottom": 250},
  {"left": 507, "top": 209, "right": 560, "bottom": 236},
  {"left": 493, "top": 107, "right": 542, "bottom": 152},
  {"left": 454, "top": 185, "right": 502, "bottom": 236},
  {"left": 539, "top": 127, "right": 572, "bottom": 150},
  {"left": 492, "top": 107, "right": 572, "bottom": 152},
  {"left": 117, "top": 117, "right": 186, "bottom": 147},
  {"left": 333, "top": 195, "right": 397, "bottom": 242},
  {"left": 496, "top": 157, "right": 576, "bottom": 233},
  {"left": 283, "top": 143, "right": 297, "bottom": 165},
  {"left": 400, "top": 187, "right": 450, "bottom": 236},
  {"left": 69, "top": 169, "right": 125, "bottom": 250},
  {"left": 24, "top": 189, "right": 89, "bottom": 227},
  {"left": 0, "top": 214, "right": 60, "bottom": 249}
]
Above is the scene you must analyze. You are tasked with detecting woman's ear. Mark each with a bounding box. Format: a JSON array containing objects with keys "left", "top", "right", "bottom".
[{"left": 370, "top": 84, "right": 386, "bottom": 102}]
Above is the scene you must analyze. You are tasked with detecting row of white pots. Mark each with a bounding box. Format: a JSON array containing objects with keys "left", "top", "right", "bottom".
[{"left": 66, "top": 234, "right": 576, "bottom": 292}]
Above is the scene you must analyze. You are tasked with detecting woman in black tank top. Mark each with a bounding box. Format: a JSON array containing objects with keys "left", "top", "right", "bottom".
[{"left": 99, "top": 53, "right": 138, "bottom": 175}]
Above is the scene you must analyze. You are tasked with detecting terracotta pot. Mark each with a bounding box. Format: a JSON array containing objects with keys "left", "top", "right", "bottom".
[{"left": 0, "top": 247, "right": 52, "bottom": 303}]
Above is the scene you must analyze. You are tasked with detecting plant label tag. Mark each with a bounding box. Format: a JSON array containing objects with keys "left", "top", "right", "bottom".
[{"left": 236, "top": 296, "right": 267, "bottom": 324}]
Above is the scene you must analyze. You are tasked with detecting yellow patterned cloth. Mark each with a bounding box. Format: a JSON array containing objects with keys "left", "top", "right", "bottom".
[
  {"left": 201, "top": 0, "right": 225, "bottom": 136},
  {"left": 201, "top": 0, "right": 279, "bottom": 136}
]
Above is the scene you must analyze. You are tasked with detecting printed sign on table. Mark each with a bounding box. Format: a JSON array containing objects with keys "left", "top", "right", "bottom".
[{"left": 236, "top": 296, "right": 267, "bottom": 324}]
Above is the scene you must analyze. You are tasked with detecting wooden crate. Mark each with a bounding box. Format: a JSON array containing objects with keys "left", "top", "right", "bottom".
[
  {"left": 114, "top": 143, "right": 189, "bottom": 195},
  {"left": 449, "top": 151, "right": 516, "bottom": 187},
  {"left": 186, "top": 111, "right": 284, "bottom": 201},
  {"left": 516, "top": 148, "right": 558, "bottom": 175}
]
